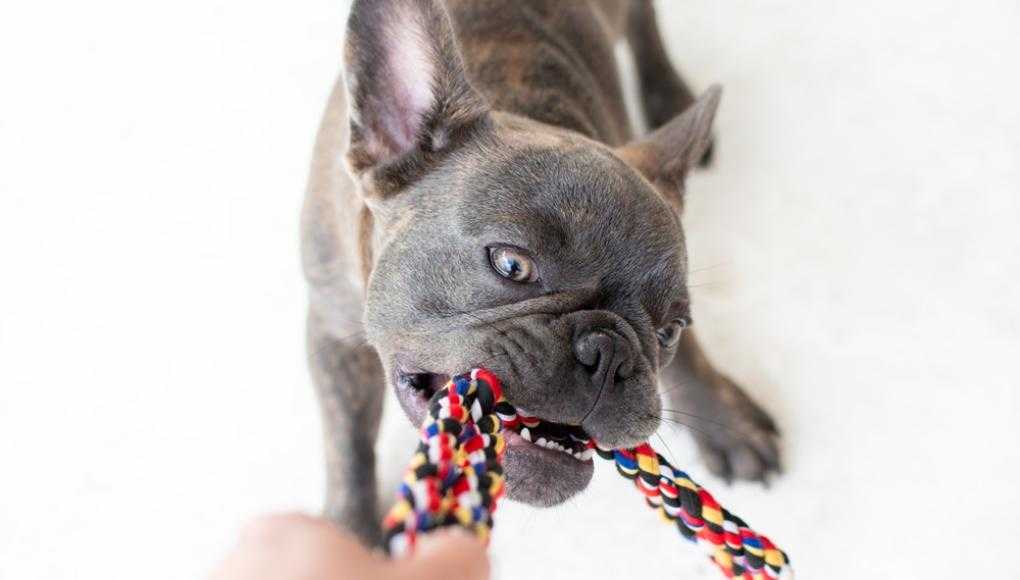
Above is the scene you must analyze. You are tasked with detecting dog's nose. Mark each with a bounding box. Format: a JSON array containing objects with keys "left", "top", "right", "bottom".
[{"left": 573, "top": 329, "right": 634, "bottom": 389}]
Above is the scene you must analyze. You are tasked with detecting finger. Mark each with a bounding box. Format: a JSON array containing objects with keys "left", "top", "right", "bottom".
[
  {"left": 391, "top": 530, "right": 490, "bottom": 580},
  {"left": 239, "top": 513, "right": 329, "bottom": 544},
  {"left": 212, "top": 513, "right": 384, "bottom": 580}
]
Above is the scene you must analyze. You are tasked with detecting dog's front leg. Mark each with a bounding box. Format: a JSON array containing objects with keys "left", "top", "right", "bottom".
[
  {"left": 306, "top": 304, "right": 384, "bottom": 547},
  {"left": 625, "top": 0, "right": 714, "bottom": 166},
  {"left": 661, "top": 330, "right": 782, "bottom": 483}
]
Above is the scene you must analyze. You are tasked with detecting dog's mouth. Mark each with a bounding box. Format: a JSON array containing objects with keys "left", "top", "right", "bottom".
[
  {"left": 396, "top": 369, "right": 596, "bottom": 463},
  {"left": 396, "top": 370, "right": 451, "bottom": 399}
]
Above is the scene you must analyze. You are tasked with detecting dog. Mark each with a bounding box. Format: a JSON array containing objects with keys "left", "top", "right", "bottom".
[{"left": 301, "top": 0, "right": 780, "bottom": 547}]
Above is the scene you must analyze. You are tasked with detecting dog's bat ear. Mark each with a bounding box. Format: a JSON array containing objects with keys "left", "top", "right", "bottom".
[
  {"left": 616, "top": 85, "right": 721, "bottom": 210},
  {"left": 342, "top": 0, "right": 489, "bottom": 191}
]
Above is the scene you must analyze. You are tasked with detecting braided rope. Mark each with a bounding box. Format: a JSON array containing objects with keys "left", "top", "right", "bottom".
[{"left": 383, "top": 369, "right": 791, "bottom": 579}]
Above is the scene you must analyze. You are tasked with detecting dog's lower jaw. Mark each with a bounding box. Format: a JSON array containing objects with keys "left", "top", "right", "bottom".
[{"left": 502, "top": 432, "right": 595, "bottom": 507}]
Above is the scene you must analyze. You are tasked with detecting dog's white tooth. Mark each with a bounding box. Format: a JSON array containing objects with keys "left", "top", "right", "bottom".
[
  {"left": 537, "top": 437, "right": 548, "bottom": 447},
  {"left": 581, "top": 448, "right": 595, "bottom": 461},
  {"left": 521, "top": 428, "right": 531, "bottom": 442},
  {"left": 573, "top": 451, "right": 583, "bottom": 460}
]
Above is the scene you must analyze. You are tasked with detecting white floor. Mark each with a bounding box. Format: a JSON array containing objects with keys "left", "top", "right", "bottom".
[{"left": 2, "top": 1, "right": 1018, "bottom": 579}]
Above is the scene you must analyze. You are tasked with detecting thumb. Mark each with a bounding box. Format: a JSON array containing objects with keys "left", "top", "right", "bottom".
[{"left": 391, "top": 529, "right": 490, "bottom": 580}]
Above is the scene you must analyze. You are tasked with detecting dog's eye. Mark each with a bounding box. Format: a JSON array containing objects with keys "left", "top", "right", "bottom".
[
  {"left": 656, "top": 318, "right": 689, "bottom": 349},
  {"left": 487, "top": 245, "right": 537, "bottom": 283}
]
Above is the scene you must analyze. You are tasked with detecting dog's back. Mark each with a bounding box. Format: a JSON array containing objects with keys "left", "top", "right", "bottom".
[{"left": 444, "top": 0, "right": 633, "bottom": 144}]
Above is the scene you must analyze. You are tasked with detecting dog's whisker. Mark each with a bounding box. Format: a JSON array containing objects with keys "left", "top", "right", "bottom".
[
  {"left": 660, "top": 407, "right": 739, "bottom": 427},
  {"left": 306, "top": 330, "right": 370, "bottom": 365},
  {"left": 688, "top": 262, "right": 728, "bottom": 275},
  {"left": 659, "top": 408, "right": 768, "bottom": 439},
  {"left": 648, "top": 413, "right": 730, "bottom": 440},
  {"left": 685, "top": 282, "right": 721, "bottom": 290},
  {"left": 657, "top": 379, "right": 694, "bottom": 397},
  {"left": 652, "top": 414, "right": 719, "bottom": 443},
  {"left": 655, "top": 431, "right": 680, "bottom": 467}
]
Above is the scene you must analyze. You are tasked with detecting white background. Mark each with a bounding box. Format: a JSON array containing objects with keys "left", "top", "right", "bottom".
[{"left": 2, "top": 1, "right": 1018, "bottom": 578}]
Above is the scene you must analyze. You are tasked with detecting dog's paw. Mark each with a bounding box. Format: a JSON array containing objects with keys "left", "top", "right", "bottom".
[{"left": 671, "top": 374, "right": 781, "bottom": 485}]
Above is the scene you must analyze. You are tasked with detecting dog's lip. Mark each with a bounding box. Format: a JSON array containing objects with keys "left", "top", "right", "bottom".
[
  {"left": 497, "top": 401, "right": 596, "bottom": 461},
  {"left": 395, "top": 367, "right": 451, "bottom": 396},
  {"left": 504, "top": 428, "right": 595, "bottom": 464}
]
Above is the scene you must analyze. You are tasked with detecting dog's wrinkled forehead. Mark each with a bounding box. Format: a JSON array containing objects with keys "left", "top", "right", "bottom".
[
  {"left": 365, "top": 135, "right": 691, "bottom": 336},
  {"left": 456, "top": 143, "right": 688, "bottom": 302}
]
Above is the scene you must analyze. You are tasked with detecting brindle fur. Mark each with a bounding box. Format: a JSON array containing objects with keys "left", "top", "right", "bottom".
[{"left": 302, "top": 0, "right": 780, "bottom": 547}]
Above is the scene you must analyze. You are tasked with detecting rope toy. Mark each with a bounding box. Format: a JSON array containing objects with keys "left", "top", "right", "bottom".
[{"left": 383, "top": 368, "right": 791, "bottom": 579}]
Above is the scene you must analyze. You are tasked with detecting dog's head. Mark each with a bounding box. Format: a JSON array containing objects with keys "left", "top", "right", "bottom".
[{"left": 343, "top": 0, "right": 718, "bottom": 506}]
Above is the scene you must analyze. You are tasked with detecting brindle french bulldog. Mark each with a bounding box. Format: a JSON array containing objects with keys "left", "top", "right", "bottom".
[{"left": 301, "top": 0, "right": 780, "bottom": 547}]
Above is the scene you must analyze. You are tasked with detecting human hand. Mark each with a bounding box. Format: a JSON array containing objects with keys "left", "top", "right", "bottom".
[{"left": 211, "top": 513, "right": 489, "bottom": 580}]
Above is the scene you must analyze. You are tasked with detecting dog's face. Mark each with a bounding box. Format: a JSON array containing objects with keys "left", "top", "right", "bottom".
[{"left": 343, "top": 0, "right": 718, "bottom": 506}]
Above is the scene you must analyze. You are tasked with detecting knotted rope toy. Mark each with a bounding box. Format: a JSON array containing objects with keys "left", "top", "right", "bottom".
[{"left": 383, "top": 368, "right": 791, "bottom": 579}]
